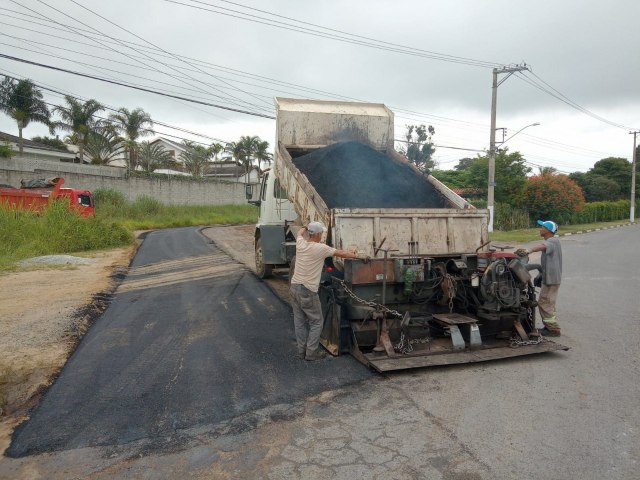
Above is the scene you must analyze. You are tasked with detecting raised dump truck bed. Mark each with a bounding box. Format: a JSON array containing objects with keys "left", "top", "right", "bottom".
[{"left": 251, "top": 97, "right": 568, "bottom": 371}]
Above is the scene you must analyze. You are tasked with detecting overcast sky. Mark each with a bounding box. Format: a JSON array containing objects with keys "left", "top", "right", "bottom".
[{"left": 1, "top": 0, "right": 638, "bottom": 173}]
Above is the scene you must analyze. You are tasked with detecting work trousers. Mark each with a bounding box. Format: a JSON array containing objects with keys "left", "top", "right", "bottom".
[
  {"left": 290, "top": 283, "right": 323, "bottom": 356},
  {"left": 538, "top": 283, "right": 561, "bottom": 331}
]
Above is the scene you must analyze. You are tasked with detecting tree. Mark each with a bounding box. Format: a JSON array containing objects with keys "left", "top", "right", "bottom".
[
  {"left": 253, "top": 139, "right": 272, "bottom": 171},
  {"left": 430, "top": 168, "right": 469, "bottom": 189},
  {"left": 454, "top": 157, "right": 475, "bottom": 171},
  {"left": 398, "top": 124, "right": 436, "bottom": 173},
  {"left": 538, "top": 166, "right": 558, "bottom": 176},
  {"left": 52, "top": 96, "right": 104, "bottom": 163},
  {"left": 138, "top": 141, "right": 174, "bottom": 173},
  {"left": 84, "top": 124, "right": 124, "bottom": 165},
  {"left": 0, "top": 78, "right": 52, "bottom": 155},
  {"left": 584, "top": 176, "right": 621, "bottom": 201},
  {"left": 31, "top": 135, "right": 67, "bottom": 150},
  {"left": 209, "top": 142, "right": 224, "bottom": 162},
  {"left": 465, "top": 149, "right": 531, "bottom": 205},
  {"left": 180, "top": 141, "right": 213, "bottom": 177},
  {"left": 588, "top": 157, "right": 632, "bottom": 198},
  {"left": 524, "top": 174, "right": 585, "bottom": 223},
  {"left": 108, "top": 107, "right": 154, "bottom": 171}
]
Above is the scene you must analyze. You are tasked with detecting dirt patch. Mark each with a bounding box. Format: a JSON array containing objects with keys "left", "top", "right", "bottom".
[{"left": 0, "top": 246, "right": 135, "bottom": 452}]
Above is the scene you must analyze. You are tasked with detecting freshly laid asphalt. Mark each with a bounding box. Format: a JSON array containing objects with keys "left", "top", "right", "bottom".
[{"left": 7, "top": 227, "right": 372, "bottom": 457}]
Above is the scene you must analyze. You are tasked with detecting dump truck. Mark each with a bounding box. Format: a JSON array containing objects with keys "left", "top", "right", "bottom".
[
  {"left": 0, "top": 177, "right": 95, "bottom": 217},
  {"left": 251, "top": 97, "right": 568, "bottom": 371}
]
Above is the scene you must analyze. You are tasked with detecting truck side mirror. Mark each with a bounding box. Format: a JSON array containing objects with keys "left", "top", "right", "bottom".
[{"left": 245, "top": 183, "right": 253, "bottom": 200}]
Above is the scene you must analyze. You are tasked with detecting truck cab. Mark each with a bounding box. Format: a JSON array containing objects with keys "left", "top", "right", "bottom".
[{"left": 251, "top": 169, "right": 297, "bottom": 278}]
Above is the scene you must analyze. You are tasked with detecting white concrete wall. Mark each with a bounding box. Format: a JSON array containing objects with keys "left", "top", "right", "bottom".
[{"left": 1, "top": 156, "right": 257, "bottom": 205}]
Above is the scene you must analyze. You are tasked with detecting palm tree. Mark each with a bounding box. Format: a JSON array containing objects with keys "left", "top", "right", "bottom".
[
  {"left": 52, "top": 96, "right": 104, "bottom": 163},
  {"left": 539, "top": 166, "right": 558, "bottom": 176},
  {"left": 180, "top": 141, "right": 213, "bottom": 177},
  {"left": 224, "top": 136, "right": 262, "bottom": 175},
  {"left": 84, "top": 124, "right": 124, "bottom": 165},
  {"left": 138, "top": 141, "right": 174, "bottom": 173},
  {"left": 0, "top": 78, "right": 52, "bottom": 155},
  {"left": 253, "top": 139, "right": 272, "bottom": 172},
  {"left": 209, "top": 142, "right": 224, "bottom": 162},
  {"left": 109, "top": 107, "right": 153, "bottom": 171}
]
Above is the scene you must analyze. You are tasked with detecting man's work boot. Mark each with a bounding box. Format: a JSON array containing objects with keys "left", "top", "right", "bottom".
[
  {"left": 538, "top": 327, "right": 561, "bottom": 337},
  {"left": 305, "top": 349, "right": 327, "bottom": 361}
]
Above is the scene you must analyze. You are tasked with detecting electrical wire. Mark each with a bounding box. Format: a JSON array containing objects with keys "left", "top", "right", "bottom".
[
  {"left": 162, "top": 0, "right": 501, "bottom": 68},
  {"left": 11, "top": 0, "right": 269, "bottom": 114},
  {"left": 0, "top": 54, "right": 276, "bottom": 119},
  {"left": 2, "top": 6, "right": 631, "bottom": 164},
  {"left": 516, "top": 71, "right": 636, "bottom": 131},
  {"left": 1, "top": 71, "right": 231, "bottom": 145},
  {"left": 68, "top": 0, "right": 273, "bottom": 109}
]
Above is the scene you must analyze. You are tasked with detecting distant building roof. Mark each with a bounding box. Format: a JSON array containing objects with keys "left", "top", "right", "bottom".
[
  {"left": 0, "top": 131, "right": 71, "bottom": 153},
  {"left": 150, "top": 136, "right": 186, "bottom": 152},
  {"left": 452, "top": 187, "right": 486, "bottom": 197}
]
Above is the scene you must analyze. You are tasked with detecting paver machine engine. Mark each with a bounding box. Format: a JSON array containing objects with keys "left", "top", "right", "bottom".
[{"left": 318, "top": 243, "right": 566, "bottom": 371}]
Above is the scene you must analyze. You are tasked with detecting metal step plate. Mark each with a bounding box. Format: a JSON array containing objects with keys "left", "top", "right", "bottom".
[{"left": 364, "top": 340, "right": 569, "bottom": 372}]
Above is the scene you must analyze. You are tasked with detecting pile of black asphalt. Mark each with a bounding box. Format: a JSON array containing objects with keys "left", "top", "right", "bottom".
[
  {"left": 292, "top": 141, "right": 447, "bottom": 209},
  {"left": 7, "top": 227, "right": 373, "bottom": 457}
]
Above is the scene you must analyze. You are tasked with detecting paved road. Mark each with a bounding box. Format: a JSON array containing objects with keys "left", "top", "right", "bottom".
[
  {"left": 7, "top": 227, "right": 372, "bottom": 457},
  {"left": 2, "top": 224, "right": 638, "bottom": 480}
]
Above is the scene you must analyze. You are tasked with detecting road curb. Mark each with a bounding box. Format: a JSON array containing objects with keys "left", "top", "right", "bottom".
[{"left": 558, "top": 221, "right": 636, "bottom": 237}]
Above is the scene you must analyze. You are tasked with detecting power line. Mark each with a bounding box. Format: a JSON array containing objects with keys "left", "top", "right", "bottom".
[
  {"left": 68, "top": 0, "right": 272, "bottom": 109},
  {"left": 0, "top": 54, "right": 276, "bottom": 119},
  {"left": 0, "top": 36, "right": 271, "bottom": 109},
  {"left": 11, "top": 0, "right": 268, "bottom": 114},
  {"left": 516, "top": 71, "right": 635, "bottom": 131},
  {"left": 211, "top": 0, "right": 501, "bottom": 68},
  {"left": 162, "top": 0, "right": 500, "bottom": 68},
  {"left": 1, "top": 71, "right": 231, "bottom": 145}
]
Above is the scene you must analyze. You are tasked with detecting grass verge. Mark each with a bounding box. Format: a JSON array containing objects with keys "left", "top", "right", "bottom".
[
  {"left": 0, "top": 192, "right": 259, "bottom": 271},
  {"left": 490, "top": 219, "right": 635, "bottom": 243}
]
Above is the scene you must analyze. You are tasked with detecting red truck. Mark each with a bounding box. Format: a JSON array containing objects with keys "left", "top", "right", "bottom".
[{"left": 0, "top": 177, "right": 95, "bottom": 217}]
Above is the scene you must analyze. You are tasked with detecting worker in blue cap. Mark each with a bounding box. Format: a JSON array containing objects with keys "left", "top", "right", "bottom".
[{"left": 516, "top": 220, "right": 562, "bottom": 336}]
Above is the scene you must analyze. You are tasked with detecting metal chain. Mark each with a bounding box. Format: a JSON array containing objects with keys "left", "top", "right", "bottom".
[
  {"left": 443, "top": 274, "right": 456, "bottom": 313},
  {"left": 335, "top": 279, "right": 403, "bottom": 318},
  {"left": 510, "top": 335, "right": 544, "bottom": 347},
  {"left": 510, "top": 286, "right": 543, "bottom": 347},
  {"left": 394, "top": 331, "right": 430, "bottom": 354}
]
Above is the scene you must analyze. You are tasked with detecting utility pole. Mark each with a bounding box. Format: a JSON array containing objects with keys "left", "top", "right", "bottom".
[
  {"left": 630, "top": 131, "right": 638, "bottom": 223},
  {"left": 487, "top": 64, "right": 530, "bottom": 232}
]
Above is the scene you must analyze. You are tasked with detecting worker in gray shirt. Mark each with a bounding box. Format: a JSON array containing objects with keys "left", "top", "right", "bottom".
[{"left": 518, "top": 219, "right": 563, "bottom": 336}]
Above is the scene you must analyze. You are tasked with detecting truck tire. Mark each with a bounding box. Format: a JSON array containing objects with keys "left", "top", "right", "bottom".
[{"left": 255, "top": 238, "right": 273, "bottom": 279}]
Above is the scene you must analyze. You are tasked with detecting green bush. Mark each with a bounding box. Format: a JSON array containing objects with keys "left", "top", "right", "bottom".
[
  {"left": 570, "top": 200, "right": 635, "bottom": 224},
  {"left": 0, "top": 142, "right": 13, "bottom": 159}
]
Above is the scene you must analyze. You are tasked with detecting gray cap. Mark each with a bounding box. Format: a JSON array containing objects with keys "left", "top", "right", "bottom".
[{"left": 307, "top": 221, "right": 327, "bottom": 235}]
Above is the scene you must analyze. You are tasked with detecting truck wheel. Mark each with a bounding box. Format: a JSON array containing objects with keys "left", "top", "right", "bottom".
[{"left": 255, "top": 238, "right": 273, "bottom": 278}]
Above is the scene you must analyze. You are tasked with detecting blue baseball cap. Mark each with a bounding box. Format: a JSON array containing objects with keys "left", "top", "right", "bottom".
[{"left": 537, "top": 220, "right": 558, "bottom": 233}]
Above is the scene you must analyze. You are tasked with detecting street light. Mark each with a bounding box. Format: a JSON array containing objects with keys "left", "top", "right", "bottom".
[
  {"left": 488, "top": 122, "right": 539, "bottom": 232},
  {"left": 500, "top": 122, "right": 540, "bottom": 146}
]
